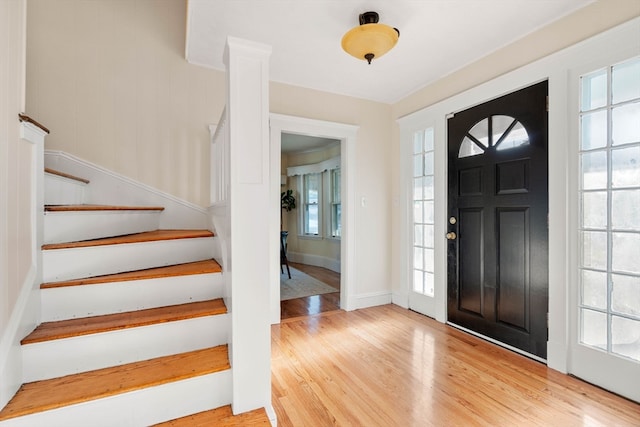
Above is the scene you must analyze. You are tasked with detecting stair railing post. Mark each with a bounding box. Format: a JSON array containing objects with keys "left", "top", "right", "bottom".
[{"left": 223, "top": 36, "right": 274, "bottom": 420}]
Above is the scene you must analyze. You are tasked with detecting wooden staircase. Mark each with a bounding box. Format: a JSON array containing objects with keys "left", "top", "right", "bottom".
[{"left": 0, "top": 168, "right": 270, "bottom": 426}]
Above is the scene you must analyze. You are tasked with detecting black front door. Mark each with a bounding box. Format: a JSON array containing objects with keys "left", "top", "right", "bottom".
[{"left": 447, "top": 81, "right": 548, "bottom": 359}]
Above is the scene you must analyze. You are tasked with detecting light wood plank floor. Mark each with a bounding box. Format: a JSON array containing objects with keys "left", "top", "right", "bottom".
[
  {"left": 280, "top": 262, "right": 341, "bottom": 320},
  {"left": 272, "top": 304, "right": 640, "bottom": 426}
]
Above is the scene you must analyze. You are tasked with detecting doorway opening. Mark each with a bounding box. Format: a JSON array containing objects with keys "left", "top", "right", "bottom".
[
  {"left": 269, "top": 114, "right": 358, "bottom": 324},
  {"left": 280, "top": 133, "right": 342, "bottom": 320}
]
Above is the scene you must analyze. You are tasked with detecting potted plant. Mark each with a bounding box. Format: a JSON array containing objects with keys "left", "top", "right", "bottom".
[{"left": 280, "top": 189, "right": 296, "bottom": 230}]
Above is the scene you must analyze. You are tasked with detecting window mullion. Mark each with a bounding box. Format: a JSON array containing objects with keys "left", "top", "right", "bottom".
[{"left": 606, "top": 65, "right": 613, "bottom": 354}]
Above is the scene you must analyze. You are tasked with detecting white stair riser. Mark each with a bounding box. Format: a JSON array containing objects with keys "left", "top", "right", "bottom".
[
  {"left": 44, "top": 173, "right": 86, "bottom": 205},
  {"left": 44, "top": 211, "right": 161, "bottom": 244},
  {"left": 22, "top": 314, "right": 230, "bottom": 382},
  {"left": 41, "top": 273, "right": 224, "bottom": 321},
  {"left": 0, "top": 370, "right": 232, "bottom": 427},
  {"left": 42, "top": 237, "right": 216, "bottom": 282}
]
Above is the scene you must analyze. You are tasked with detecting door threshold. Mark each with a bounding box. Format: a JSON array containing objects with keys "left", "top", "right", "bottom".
[{"left": 447, "top": 321, "right": 547, "bottom": 364}]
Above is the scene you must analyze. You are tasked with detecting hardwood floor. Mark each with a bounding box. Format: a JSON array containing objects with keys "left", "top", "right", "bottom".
[
  {"left": 271, "top": 304, "right": 640, "bottom": 427},
  {"left": 280, "top": 262, "right": 341, "bottom": 320}
]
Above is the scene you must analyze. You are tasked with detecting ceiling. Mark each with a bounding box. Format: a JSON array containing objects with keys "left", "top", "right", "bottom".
[
  {"left": 281, "top": 133, "right": 339, "bottom": 154},
  {"left": 186, "top": 0, "right": 593, "bottom": 104}
]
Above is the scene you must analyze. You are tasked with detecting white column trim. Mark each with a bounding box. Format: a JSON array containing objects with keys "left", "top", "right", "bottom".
[{"left": 223, "top": 36, "right": 273, "bottom": 416}]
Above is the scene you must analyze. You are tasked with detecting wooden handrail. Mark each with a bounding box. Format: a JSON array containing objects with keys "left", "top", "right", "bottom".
[{"left": 18, "top": 114, "right": 50, "bottom": 134}]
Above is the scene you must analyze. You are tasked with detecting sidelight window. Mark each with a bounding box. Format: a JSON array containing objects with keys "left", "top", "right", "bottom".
[
  {"left": 413, "top": 128, "right": 435, "bottom": 297},
  {"left": 578, "top": 56, "right": 640, "bottom": 363}
]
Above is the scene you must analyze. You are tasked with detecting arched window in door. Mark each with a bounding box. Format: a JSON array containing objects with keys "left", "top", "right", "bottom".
[{"left": 458, "top": 115, "right": 530, "bottom": 158}]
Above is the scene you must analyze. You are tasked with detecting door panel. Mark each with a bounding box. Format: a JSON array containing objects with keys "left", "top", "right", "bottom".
[
  {"left": 497, "top": 207, "right": 529, "bottom": 330},
  {"left": 458, "top": 208, "right": 484, "bottom": 315},
  {"left": 447, "top": 81, "right": 549, "bottom": 359}
]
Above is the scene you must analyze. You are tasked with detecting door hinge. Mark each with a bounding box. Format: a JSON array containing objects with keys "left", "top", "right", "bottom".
[
  {"left": 547, "top": 312, "right": 549, "bottom": 327},
  {"left": 547, "top": 312, "right": 550, "bottom": 340},
  {"left": 546, "top": 96, "right": 549, "bottom": 112}
]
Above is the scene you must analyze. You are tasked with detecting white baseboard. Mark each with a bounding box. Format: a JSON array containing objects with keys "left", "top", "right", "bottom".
[
  {"left": 391, "top": 291, "right": 409, "bottom": 309},
  {"left": 265, "top": 404, "right": 277, "bottom": 426},
  {"left": 44, "top": 151, "right": 208, "bottom": 230},
  {"left": 353, "top": 291, "right": 392, "bottom": 310},
  {"left": 287, "top": 251, "right": 340, "bottom": 273},
  {"left": 546, "top": 340, "right": 568, "bottom": 374}
]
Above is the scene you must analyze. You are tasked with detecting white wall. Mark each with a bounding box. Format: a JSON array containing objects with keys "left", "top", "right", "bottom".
[
  {"left": 392, "top": 0, "right": 640, "bottom": 118},
  {"left": 26, "top": 0, "right": 225, "bottom": 208},
  {"left": 272, "top": 84, "right": 394, "bottom": 307},
  {"left": 0, "top": 0, "right": 40, "bottom": 410}
]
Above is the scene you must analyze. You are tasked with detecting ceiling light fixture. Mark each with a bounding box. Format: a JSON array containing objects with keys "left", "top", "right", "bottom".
[{"left": 341, "top": 11, "right": 399, "bottom": 64}]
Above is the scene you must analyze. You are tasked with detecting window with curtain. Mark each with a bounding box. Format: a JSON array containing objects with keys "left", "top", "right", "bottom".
[
  {"left": 330, "top": 168, "right": 341, "bottom": 238},
  {"left": 303, "top": 173, "right": 321, "bottom": 235}
]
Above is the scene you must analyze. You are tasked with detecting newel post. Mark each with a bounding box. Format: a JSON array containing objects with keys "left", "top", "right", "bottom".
[
  {"left": 223, "top": 37, "right": 273, "bottom": 418},
  {"left": 18, "top": 114, "right": 49, "bottom": 288}
]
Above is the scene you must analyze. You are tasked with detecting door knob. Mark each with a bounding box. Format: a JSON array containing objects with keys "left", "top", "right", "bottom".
[{"left": 446, "top": 232, "right": 457, "bottom": 240}]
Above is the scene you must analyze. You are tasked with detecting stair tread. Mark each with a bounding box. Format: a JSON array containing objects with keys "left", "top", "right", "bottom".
[
  {"left": 44, "top": 167, "right": 89, "bottom": 184},
  {"left": 42, "top": 229, "right": 214, "bottom": 250},
  {"left": 154, "top": 405, "right": 270, "bottom": 426},
  {"left": 45, "top": 204, "right": 165, "bottom": 212},
  {"left": 0, "top": 346, "right": 229, "bottom": 422},
  {"left": 22, "top": 299, "right": 226, "bottom": 344},
  {"left": 41, "top": 259, "right": 222, "bottom": 289}
]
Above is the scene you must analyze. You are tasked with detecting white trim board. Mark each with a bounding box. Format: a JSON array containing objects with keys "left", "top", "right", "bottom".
[
  {"left": 287, "top": 251, "right": 340, "bottom": 273},
  {"left": 0, "top": 267, "right": 40, "bottom": 410},
  {"left": 354, "top": 291, "right": 393, "bottom": 310}
]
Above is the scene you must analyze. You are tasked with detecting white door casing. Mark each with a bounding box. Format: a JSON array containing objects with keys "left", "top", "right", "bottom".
[{"left": 269, "top": 114, "right": 358, "bottom": 324}]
